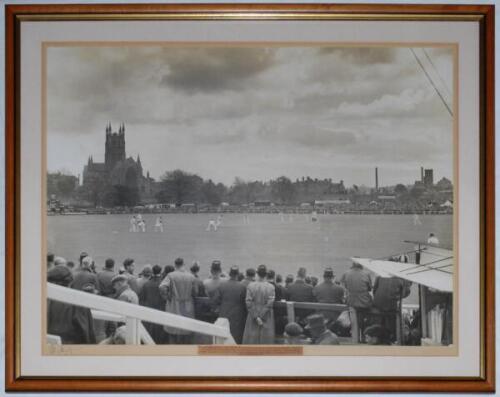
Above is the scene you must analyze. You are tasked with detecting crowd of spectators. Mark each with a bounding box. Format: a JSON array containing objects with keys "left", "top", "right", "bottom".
[{"left": 46, "top": 252, "right": 414, "bottom": 346}]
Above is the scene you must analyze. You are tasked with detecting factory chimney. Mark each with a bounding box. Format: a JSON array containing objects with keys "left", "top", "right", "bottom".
[
  {"left": 375, "top": 167, "right": 379, "bottom": 192},
  {"left": 421, "top": 166, "right": 424, "bottom": 182}
]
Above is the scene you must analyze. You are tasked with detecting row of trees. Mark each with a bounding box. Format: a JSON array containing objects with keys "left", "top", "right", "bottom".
[
  {"left": 154, "top": 171, "right": 338, "bottom": 206},
  {"left": 47, "top": 169, "right": 451, "bottom": 208}
]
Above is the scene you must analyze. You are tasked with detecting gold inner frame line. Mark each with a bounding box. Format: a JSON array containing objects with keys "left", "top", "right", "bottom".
[{"left": 16, "top": 13, "right": 485, "bottom": 22}]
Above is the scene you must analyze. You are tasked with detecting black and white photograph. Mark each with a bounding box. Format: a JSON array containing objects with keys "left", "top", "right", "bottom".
[{"left": 45, "top": 44, "right": 455, "bottom": 350}]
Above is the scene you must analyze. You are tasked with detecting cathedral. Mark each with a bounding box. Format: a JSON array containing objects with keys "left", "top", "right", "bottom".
[{"left": 82, "top": 123, "right": 158, "bottom": 204}]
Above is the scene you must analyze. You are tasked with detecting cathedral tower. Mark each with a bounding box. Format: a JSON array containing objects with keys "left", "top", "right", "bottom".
[{"left": 105, "top": 123, "right": 126, "bottom": 170}]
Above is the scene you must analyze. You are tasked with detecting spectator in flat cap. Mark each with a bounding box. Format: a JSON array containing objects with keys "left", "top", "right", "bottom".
[
  {"left": 112, "top": 274, "right": 138, "bottom": 304},
  {"left": 71, "top": 255, "right": 100, "bottom": 293},
  {"left": 284, "top": 322, "right": 310, "bottom": 345},
  {"left": 47, "top": 266, "right": 96, "bottom": 344},
  {"left": 213, "top": 266, "right": 247, "bottom": 344}
]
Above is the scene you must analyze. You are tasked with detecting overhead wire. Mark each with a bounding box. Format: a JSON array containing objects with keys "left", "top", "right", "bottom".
[{"left": 409, "top": 48, "right": 453, "bottom": 118}]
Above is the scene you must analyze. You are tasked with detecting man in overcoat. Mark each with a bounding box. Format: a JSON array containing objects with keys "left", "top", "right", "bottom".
[{"left": 213, "top": 266, "right": 247, "bottom": 344}]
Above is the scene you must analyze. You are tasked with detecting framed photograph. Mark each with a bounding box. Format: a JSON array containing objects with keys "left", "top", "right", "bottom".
[{"left": 5, "top": 3, "right": 495, "bottom": 393}]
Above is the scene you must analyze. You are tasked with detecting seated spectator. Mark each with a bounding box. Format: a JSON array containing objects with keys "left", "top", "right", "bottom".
[
  {"left": 284, "top": 322, "right": 310, "bottom": 345},
  {"left": 364, "top": 324, "right": 392, "bottom": 345},
  {"left": 305, "top": 314, "right": 340, "bottom": 345}
]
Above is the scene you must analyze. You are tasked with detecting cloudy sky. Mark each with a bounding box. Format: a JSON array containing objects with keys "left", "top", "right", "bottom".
[{"left": 47, "top": 45, "right": 454, "bottom": 187}]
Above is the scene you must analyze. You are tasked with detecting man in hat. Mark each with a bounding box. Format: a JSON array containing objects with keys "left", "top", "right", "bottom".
[
  {"left": 139, "top": 264, "right": 167, "bottom": 343},
  {"left": 97, "top": 258, "right": 116, "bottom": 298},
  {"left": 241, "top": 268, "right": 256, "bottom": 288},
  {"left": 159, "top": 257, "right": 198, "bottom": 344},
  {"left": 47, "top": 266, "right": 96, "bottom": 344},
  {"left": 203, "top": 260, "right": 226, "bottom": 321},
  {"left": 313, "top": 267, "right": 346, "bottom": 322},
  {"left": 242, "top": 264, "right": 276, "bottom": 344},
  {"left": 341, "top": 261, "right": 373, "bottom": 341},
  {"left": 136, "top": 264, "right": 153, "bottom": 295},
  {"left": 112, "top": 274, "right": 139, "bottom": 304},
  {"left": 314, "top": 267, "right": 345, "bottom": 304},
  {"left": 286, "top": 267, "right": 316, "bottom": 322},
  {"left": 203, "top": 260, "right": 225, "bottom": 297},
  {"left": 305, "top": 314, "right": 340, "bottom": 345},
  {"left": 213, "top": 266, "right": 247, "bottom": 344},
  {"left": 284, "top": 322, "right": 310, "bottom": 345},
  {"left": 71, "top": 256, "right": 100, "bottom": 293}
]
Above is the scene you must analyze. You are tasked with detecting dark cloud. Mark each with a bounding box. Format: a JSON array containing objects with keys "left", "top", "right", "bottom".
[
  {"left": 47, "top": 46, "right": 453, "bottom": 186},
  {"left": 160, "top": 48, "right": 276, "bottom": 93}
]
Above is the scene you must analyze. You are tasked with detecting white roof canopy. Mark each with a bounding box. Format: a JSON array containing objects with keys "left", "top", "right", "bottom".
[{"left": 352, "top": 245, "right": 453, "bottom": 292}]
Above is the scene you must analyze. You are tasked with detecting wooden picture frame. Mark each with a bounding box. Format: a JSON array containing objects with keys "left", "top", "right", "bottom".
[{"left": 5, "top": 3, "right": 495, "bottom": 392}]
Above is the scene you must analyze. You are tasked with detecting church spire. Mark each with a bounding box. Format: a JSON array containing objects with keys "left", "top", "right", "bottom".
[{"left": 137, "top": 154, "right": 141, "bottom": 165}]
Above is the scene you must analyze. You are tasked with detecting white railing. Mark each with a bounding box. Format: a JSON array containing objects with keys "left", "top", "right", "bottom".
[{"left": 47, "top": 283, "right": 235, "bottom": 345}]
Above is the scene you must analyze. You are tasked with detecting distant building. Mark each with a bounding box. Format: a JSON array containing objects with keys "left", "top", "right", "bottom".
[
  {"left": 82, "top": 123, "right": 159, "bottom": 204},
  {"left": 423, "top": 169, "right": 434, "bottom": 186},
  {"left": 436, "top": 177, "right": 453, "bottom": 191}
]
